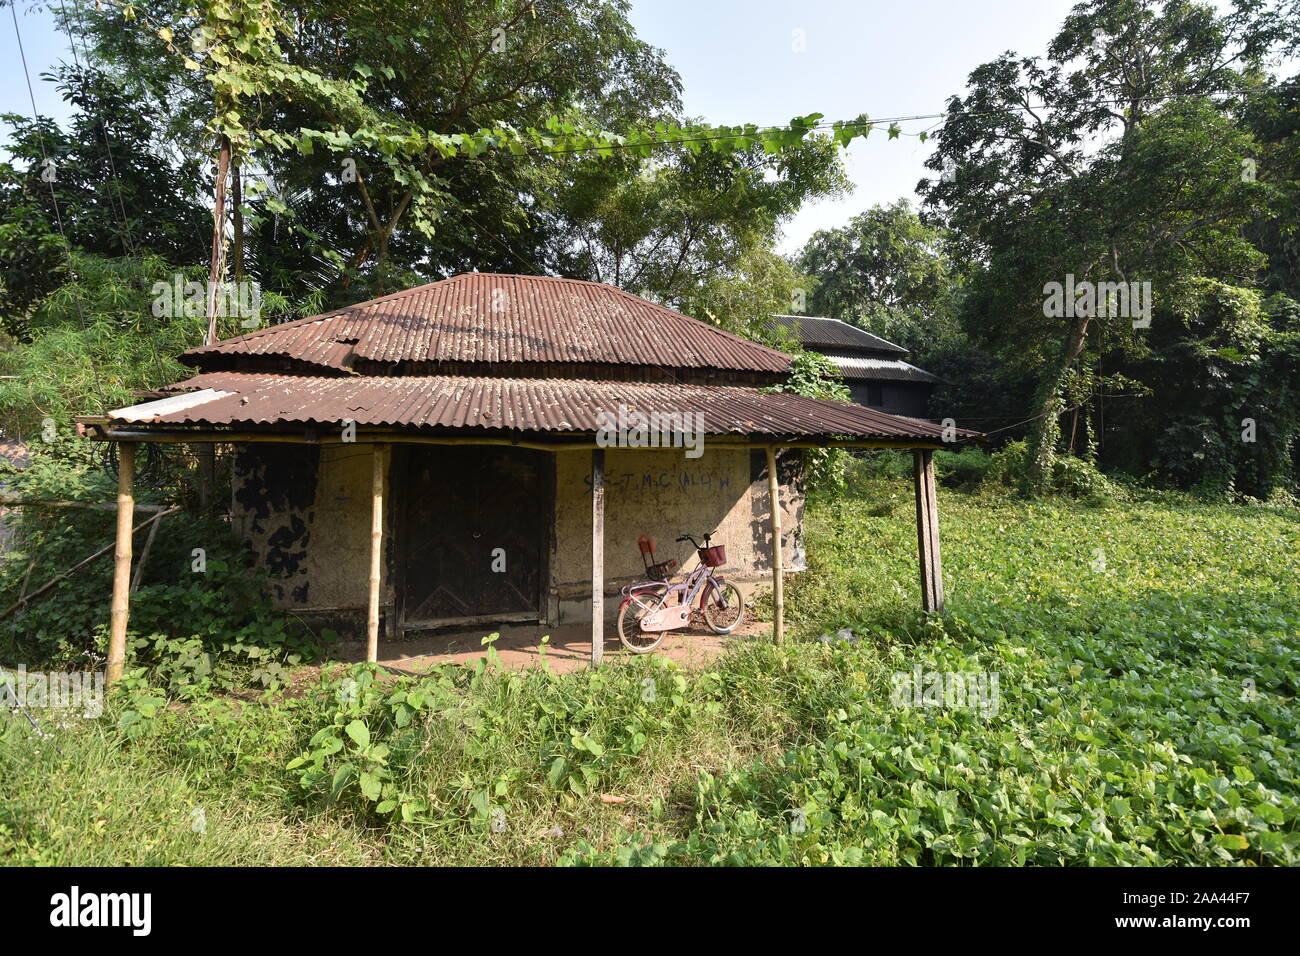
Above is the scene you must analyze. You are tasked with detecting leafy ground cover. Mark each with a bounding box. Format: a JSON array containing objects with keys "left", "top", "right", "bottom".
[{"left": 2, "top": 477, "right": 1296, "bottom": 865}]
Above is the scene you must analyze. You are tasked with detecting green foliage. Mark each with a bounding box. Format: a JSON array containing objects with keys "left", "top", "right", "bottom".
[
  {"left": 798, "top": 199, "right": 962, "bottom": 355},
  {"left": 0, "top": 66, "right": 210, "bottom": 333},
  {"left": 920, "top": 0, "right": 1289, "bottom": 496},
  {"left": 0, "top": 253, "right": 210, "bottom": 438},
  {"left": 0, "top": 445, "right": 320, "bottom": 689},
  {"left": 5, "top": 485, "right": 1296, "bottom": 865},
  {"left": 768, "top": 351, "right": 851, "bottom": 494},
  {"left": 679, "top": 248, "right": 812, "bottom": 339},
  {"left": 70, "top": 0, "right": 865, "bottom": 303},
  {"left": 933, "top": 446, "right": 994, "bottom": 489},
  {"left": 984, "top": 440, "right": 1117, "bottom": 502}
]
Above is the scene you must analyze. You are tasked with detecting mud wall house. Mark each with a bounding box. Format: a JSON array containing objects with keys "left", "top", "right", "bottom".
[
  {"left": 81, "top": 274, "right": 975, "bottom": 667},
  {"left": 770, "top": 314, "right": 943, "bottom": 418}
]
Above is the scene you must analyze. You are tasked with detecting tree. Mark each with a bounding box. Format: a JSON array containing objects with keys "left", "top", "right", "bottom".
[
  {"left": 919, "top": 0, "right": 1282, "bottom": 494},
  {"left": 798, "top": 200, "right": 961, "bottom": 354},
  {"left": 545, "top": 135, "right": 845, "bottom": 307},
  {"left": 69, "top": 0, "right": 868, "bottom": 310},
  {"left": 0, "top": 66, "right": 209, "bottom": 336}
]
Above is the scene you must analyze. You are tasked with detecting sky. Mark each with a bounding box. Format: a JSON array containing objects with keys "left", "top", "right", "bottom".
[{"left": 624, "top": 0, "right": 1083, "bottom": 252}]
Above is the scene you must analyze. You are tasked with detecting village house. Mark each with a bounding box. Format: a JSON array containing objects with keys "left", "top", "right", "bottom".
[
  {"left": 770, "top": 314, "right": 943, "bottom": 418},
  {"left": 78, "top": 273, "right": 975, "bottom": 678}
]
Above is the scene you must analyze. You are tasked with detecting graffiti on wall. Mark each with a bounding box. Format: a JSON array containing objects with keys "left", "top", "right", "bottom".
[{"left": 582, "top": 468, "right": 733, "bottom": 496}]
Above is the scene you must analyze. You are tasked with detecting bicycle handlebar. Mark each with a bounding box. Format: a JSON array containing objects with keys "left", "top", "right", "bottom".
[{"left": 675, "top": 531, "right": 715, "bottom": 547}]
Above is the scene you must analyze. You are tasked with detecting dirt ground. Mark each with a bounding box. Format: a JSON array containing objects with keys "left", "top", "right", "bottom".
[{"left": 331, "top": 613, "right": 771, "bottom": 675}]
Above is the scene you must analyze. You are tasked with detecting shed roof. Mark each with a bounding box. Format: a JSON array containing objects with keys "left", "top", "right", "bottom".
[
  {"left": 770, "top": 314, "right": 909, "bottom": 355},
  {"left": 184, "top": 274, "right": 793, "bottom": 375},
  {"left": 102, "top": 372, "right": 977, "bottom": 444},
  {"left": 821, "top": 352, "right": 944, "bottom": 385}
]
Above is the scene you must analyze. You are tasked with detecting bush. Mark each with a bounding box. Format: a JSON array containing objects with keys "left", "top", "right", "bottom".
[
  {"left": 983, "top": 440, "right": 1117, "bottom": 501},
  {"left": 933, "top": 447, "right": 992, "bottom": 488},
  {"left": 0, "top": 444, "right": 322, "bottom": 690}
]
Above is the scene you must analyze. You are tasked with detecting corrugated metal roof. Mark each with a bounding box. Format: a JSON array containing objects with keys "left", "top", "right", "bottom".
[
  {"left": 184, "top": 274, "right": 793, "bottom": 375},
  {"left": 770, "top": 315, "right": 909, "bottom": 355},
  {"left": 823, "top": 353, "right": 944, "bottom": 385},
  {"left": 103, "top": 372, "right": 977, "bottom": 442}
]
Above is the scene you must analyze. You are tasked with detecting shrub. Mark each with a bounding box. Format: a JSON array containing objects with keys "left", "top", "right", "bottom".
[
  {"left": 983, "top": 440, "right": 1117, "bottom": 501},
  {"left": 0, "top": 445, "right": 322, "bottom": 690},
  {"left": 933, "top": 446, "right": 992, "bottom": 488}
]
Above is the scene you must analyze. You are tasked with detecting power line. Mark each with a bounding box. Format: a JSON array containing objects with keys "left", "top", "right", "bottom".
[
  {"left": 52, "top": 0, "right": 139, "bottom": 258},
  {"left": 527, "top": 82, "right": 1300, "bottom": 158},
  {"left": 8, "top": 0, "right": 85, "bottom": 327}
]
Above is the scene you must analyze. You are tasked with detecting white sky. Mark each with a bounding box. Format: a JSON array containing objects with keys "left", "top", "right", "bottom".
[{"left": 625, "top": 0, "right": 1083, "bottom": 253}]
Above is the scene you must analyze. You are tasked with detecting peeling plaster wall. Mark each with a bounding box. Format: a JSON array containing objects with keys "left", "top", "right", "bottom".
[
  {"left": 231, "top": 443, "right": 393, "bottom": 630},
  {"left": 550, "top": 446, "right": 805, "bottom": 624}
]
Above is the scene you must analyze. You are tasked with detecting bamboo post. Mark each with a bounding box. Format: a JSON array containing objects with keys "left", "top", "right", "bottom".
[
  {"left": 913, "top": 449, "right": 945, "bottom": 613},
  {"left": 591, "top": 447, "right": 605, "bottom": 666},
  {"left": 107, "top": 442, "right": 136, "bottom": 685},
  {"left": 766, "top": 445, "right": 784, "bottom": 645},
  {"left": 367, "top": 443, "right": 386, "bottom": 663},
  {"left": 130, "top": 509, "right": 166, "bottom": 593}
]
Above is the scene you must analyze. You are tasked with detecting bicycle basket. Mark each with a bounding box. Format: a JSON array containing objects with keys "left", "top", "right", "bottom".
[{"left": 698, "top": 544, "right": 727, "bottom": 568}]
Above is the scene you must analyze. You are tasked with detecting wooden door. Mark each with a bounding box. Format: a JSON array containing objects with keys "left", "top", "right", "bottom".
[{"left": 400, "top": 446, "right": 545, "bottom": 625}]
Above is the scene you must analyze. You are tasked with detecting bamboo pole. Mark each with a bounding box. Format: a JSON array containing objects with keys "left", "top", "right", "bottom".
[
  {"left": 913, "top": 449, "right": 945, "bottom": 613},
  {"left": 107, "top": 442, "right": 136, "bottom": 685},
  {"left": 766, "top": 445, "right": 784, "bottom": 645},
  {"left": 130, "top": 509, "right": 168, "bottom": 593},
  {"left": 0, "top": 499, "right": 169, "bottom": 513},
  {"left": 591, "top": 447, "right": 605, "bottom": 666},
  {"left": 85, "top": 427, "right": 958, "bottom": 453},
  {"left": 366, "top": 443, "right": 386, "bottom": 663}
]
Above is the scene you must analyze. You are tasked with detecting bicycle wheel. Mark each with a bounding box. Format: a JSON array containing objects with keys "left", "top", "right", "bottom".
[
  {"left": 617, "top": 586, "right": 670, "bottom": 653},
  {"left": 702, "top": 579, "right": 745, "bottom": 634}
]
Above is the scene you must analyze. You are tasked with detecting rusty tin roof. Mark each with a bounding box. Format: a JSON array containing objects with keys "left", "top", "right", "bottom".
[
  {"left": 103, "top": 372, "right": 977, "bottom": 443},
  {"left": 184, "top": 274, "right": 794, "bottom": 375}
]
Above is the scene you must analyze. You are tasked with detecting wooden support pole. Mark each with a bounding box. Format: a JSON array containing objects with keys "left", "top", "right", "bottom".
[
  {"left": 367, "top": 443, "right": 386, "bottom": 664},
  {"left": 591, "top": 447, "right": 605, "bottom": 666},
  {"left": 766, "top": 445, "right": 784, "bottom": 645},
  {"left": 107, "top": 442, "right": 136, "bottom": 685},
  {"left": 913, "top": 449, "right": 945, "bottom": 613}
]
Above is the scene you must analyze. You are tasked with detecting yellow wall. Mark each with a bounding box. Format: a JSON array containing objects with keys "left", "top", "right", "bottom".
[
  {"left": 550, "top": 446, "right": 804, "bottom": 623},
  {"left": 232, "top": 443, "right": 393, "bottom": 614},
  {"left": 231, "top": 442, "right": 803, "bottom": 630}
]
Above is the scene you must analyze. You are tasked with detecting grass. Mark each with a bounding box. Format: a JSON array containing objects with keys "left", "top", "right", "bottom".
[{"left": 3, "top": 477, "right": 1297, "bottom": 865}]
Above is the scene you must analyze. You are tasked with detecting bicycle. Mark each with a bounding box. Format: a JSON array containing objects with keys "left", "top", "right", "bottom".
[{"left": 615, "top": 532, "right": 746, "bottom": 653}]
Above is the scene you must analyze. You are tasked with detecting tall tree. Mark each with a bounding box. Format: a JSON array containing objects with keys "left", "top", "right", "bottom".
[
  {"left": 798, "top": 200, "right": 961, "bottom": 354},
  {"left": 919, "top": 0, "right": 1283, "bottom": 493}
]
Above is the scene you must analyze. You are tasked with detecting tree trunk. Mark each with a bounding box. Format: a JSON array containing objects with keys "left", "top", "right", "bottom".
[
  {"left": 199, "top": 136, "right": 231, "bottom": 510},
  {"left": 205, "top": 136, "right": 231, "bottom": 346},
  {"left": 231, "top": 157, "right": 244, "bottom": 283},
  {"left": 1025, "top": 312, "right": 1091, "bottom": 496}
]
